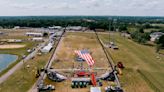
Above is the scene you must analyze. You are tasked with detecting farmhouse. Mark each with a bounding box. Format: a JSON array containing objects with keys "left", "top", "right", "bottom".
[
  {"left": 26, "top": 32, "right": 43, "bottom": 37},
  {"left": 32, "top": 37, "right": 44, "bottom": 42},
  {"left": 150, "top": 32, "right": 164, "bottom": 42},
  {"left": 13, "top": 26, "right": 20, "bottom": 29},
  {"left": 41, "top": 43, "right": 53, "bottom": 53},
  {"left": 121, "top": 32, "right": 131, "bottom": 39}
]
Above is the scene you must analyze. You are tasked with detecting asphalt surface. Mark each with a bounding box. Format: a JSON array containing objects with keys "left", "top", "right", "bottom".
[{"left": 28, "top": 34, "right": 64, "bottom": 92}]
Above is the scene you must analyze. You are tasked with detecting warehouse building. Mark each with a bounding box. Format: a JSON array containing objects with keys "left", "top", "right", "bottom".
[
  {"left": 32, "top": 37, "right": 44, "bottom": 42},
  {"left": 41, "top": 43, "right": 53, "bottom": 53},
  {"left": 26, "top": 32, "right": 43, "bottom": 37}
]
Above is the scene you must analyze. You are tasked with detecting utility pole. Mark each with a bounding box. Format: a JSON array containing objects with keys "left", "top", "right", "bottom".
[
  {"left": 108, "top": 17, "right": 112, "bottom": 43},
  {"left": 113, "top": 19, "right": 117, "bottom": 43}
]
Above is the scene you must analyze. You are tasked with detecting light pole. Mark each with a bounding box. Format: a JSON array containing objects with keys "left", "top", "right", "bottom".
[{"left": 108, "top": 17, "right": 113, "bottom": 43}]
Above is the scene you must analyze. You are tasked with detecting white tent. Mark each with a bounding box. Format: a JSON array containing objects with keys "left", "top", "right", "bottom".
[{"left": 41, "top": 43, "right": 53, "bottom": 53}]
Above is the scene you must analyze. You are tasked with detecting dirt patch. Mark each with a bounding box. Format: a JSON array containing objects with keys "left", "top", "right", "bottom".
[{"left": 0, "top": 44, "right": 26, "bottom": 49}]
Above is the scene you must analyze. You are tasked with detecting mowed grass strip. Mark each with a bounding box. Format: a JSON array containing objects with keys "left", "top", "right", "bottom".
[{"left": 99, "top": 32, "right": 164, "bottom": 92}]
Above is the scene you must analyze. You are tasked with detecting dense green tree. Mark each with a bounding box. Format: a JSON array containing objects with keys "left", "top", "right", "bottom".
[
  {"left": 43, "top": 32, "right": 48, "bottom": 37},
  {"left": 139, "top": 28, "right": 144, "bottom": 33},
  {"left": 156, "top": 35, "right": 164, "bottom": 47},
  {"left": 131, "top": 29, "right": 150, "bottom": 44}
]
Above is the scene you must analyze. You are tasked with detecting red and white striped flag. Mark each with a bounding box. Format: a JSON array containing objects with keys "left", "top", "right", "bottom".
[{"left": 74, "top": 50, "right": 95, "bottom": 66}]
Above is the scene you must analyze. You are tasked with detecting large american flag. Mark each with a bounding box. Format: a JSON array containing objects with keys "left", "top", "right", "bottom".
[{"left": 74, "top": 50, "right": 95, "bottom": 66}]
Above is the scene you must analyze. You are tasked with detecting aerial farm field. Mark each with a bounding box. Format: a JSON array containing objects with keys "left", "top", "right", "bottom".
[
  {"left": 0, "top": 29, "right": 52, "bottom": 92},
  {"left": 0, "top": 29, "right": 40, "bottom": 76},
  {"left": 99, "top": 32, "right": 164, "bottom": 92},
  {"left": 0, "top": 51, "right": 54, "bottom": 92},
  {"left": 47, "top": 32, "right": 112, "bottom": 92},
  {"left": 52, "top": 32, "right": 110, "bottom": 76}
]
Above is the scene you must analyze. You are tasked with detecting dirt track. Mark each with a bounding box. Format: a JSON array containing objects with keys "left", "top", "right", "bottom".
[{"left": 0, "top": 44, "right": 25, "bottom": 49}]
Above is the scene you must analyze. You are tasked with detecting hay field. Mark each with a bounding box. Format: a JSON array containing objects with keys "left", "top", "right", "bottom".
[
  {"left": 48, "top": 32, "right": 111, "bottom": 92},
  {"left": 0, "top": 44, "right": 26, "bottom": 49},
  {"left": 99, "top": 32, "right": 164, "bottom": 92},
  {"left": 52, "top": 32, "right": 109, "bottom": 76},
  {"left": 0, "top": 29, "right": 32, "bottom": 39}
]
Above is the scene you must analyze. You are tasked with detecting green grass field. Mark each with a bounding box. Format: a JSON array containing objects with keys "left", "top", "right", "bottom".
[
  {"left": 0, "top": 29, "right": 41, "bottom": 76},
  {"left": 46, "top": 32, "right": 114, "bottom": 92},
  {"left": 0, "top": 42, "right": 39, "bottom": 77},
  {"left": 144, "top": 28, "right": 160, "bottom": 32},
  {"left": 151, "top": 24, "right": 164, "bottom": 28},
  {"left": 0, "top": 43, "right": 57, "bottom": 92},
  {"left": 52, "top": 32, "right": 109, "bottom": 72},
  {"left": 159, "top": 49, "right": 164, "bottom": 54},
  {"left": 0, "top": 52, "right": 53, "bottom": 92},
  {"left": 99, "top": 32, "right": 164, "bottom": 92}
]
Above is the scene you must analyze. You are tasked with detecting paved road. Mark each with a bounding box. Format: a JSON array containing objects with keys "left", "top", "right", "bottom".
[
  {"left": 0, "top": 40, "right": 48, "bottom": 84},
  {"left": 28, "top": 34, "right": 64, "bottom": 92}
]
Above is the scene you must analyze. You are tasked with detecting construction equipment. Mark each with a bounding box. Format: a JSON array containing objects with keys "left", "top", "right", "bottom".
[
  {"left": 91, "top": 73, "right": 97, "bottom": 86},
  {"left": 47, "top": 71, "right": 66, "bottom": 82},
  {"left": 37, "top": 81, "right": 55, "bottom": 92},
  {"left": 101, "top": 72, "right": 115, "bottom": 81},
  {"left": 109, "top": 42, "right": 119, "bottom": 50},
  {"left": 117, "top": 62, "right": 124, "bottom": 69},
  {"left": 76, "top": 71, "right": 90, "bottom": 77},
  {"left": 105, "top": 86, "right": 123, "bottom": 92}
]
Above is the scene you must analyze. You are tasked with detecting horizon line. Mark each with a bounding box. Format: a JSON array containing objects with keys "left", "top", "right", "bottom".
[{"left": 0, "top": 15, "right": 164, "bottom": 17}]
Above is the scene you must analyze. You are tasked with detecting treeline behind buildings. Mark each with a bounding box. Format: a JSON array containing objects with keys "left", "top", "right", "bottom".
[{"left": 0, "top": 16, "right": 164, "bottom": 30}]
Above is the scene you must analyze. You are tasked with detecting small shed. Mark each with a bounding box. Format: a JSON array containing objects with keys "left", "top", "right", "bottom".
[{"left": 150, "top": 32, "right": 164, "bottom": 42}]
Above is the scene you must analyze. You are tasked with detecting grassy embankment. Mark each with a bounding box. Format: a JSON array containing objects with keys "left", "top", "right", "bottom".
[{"left": 99, "top": 32, "right": 164, "bottom": 92}]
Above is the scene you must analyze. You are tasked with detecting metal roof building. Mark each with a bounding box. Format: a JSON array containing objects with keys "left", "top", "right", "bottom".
[
  {"left": 26, "top": 32, "right": 43, "bottom": 37},
  {"left": 41, "top": 43, "right": 53, "bottom": 53},
  {"left": 32, "top": 37, "right": 44, "bottom": 41}
]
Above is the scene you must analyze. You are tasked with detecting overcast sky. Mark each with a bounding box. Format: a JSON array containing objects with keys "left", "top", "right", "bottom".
[{"left": 0, "top": 0, "right": 163, "bottom": 16}]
